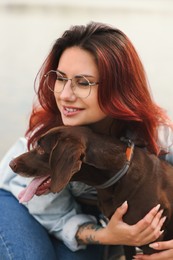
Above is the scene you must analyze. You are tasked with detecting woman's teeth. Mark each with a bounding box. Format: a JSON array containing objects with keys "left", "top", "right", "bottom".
[{"left": 65, "top": 107, "right": 78, "bottom": 112}]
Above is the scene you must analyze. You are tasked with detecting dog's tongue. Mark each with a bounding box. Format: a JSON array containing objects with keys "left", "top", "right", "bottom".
[{"left": 18, "top": 175, "right": 50, "bottom": 203}]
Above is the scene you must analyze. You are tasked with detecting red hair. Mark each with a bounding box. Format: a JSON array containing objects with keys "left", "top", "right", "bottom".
[{"left": 26, "top": 22, "right": 171, "bottom": 155}]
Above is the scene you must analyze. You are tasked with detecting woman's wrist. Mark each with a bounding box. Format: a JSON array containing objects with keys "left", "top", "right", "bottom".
[
  {"left": 76, "top": 222, "right": 104, "bottom": 245},
  {"left": 75, "top": 222, "right": 117, "bottom": 245}
]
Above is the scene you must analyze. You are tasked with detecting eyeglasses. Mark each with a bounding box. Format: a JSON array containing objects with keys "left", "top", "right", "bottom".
[{"left": 44, "top": 70, "right": 99, "bottom": 98}]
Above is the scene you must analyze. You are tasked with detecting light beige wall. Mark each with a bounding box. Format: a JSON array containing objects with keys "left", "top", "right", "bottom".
[{"left": 0, "top": 0, "right": 173, "bottom": 159}]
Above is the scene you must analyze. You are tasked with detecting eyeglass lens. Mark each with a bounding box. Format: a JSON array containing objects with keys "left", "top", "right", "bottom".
[{"left": 45, "top": 71, "right": 92, "bottom": 98}]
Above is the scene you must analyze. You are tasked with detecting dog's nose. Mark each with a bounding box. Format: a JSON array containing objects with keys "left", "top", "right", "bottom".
[{"left": 9, "top": 160, "right": 17, "bottom": 172}]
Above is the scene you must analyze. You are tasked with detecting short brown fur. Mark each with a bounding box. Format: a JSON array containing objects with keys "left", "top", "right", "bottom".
[{"left": 9, "top": 126, "right": 173, "bottom": 255}]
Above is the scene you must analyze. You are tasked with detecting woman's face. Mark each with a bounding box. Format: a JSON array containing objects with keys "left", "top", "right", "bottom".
[{"left": 54, "top": 46, "right": 107, "bottom": 126}]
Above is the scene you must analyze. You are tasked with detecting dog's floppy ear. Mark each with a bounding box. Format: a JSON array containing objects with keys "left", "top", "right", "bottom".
[
  {"left": 38, "top": 126, "right": 70, "bottom": 153},
  {"left": 38, "top": 134, "right": 59, "bottom": 154},
  {"left": 49, "top": 138, "right": 86, "bottom": 193},
  {"left": 41, "top": 126, "right": 70, "bottom": 138}
]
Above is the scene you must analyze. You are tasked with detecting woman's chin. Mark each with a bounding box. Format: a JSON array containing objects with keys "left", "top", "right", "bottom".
[{"left": 62, "top": 119, "right": 84, "bottom": 126}]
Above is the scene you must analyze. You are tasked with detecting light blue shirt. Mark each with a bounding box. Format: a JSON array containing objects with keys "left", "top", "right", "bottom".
[{"left": 0, "top": 125, "right": 173, "bottom": 251}]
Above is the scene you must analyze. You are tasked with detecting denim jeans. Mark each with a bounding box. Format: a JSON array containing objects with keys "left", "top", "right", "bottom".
[{"left": 0, "top": 189, "right": 104, "bottom": 260}]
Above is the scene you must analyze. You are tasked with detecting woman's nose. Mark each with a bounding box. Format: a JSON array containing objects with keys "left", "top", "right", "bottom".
[{"left": 58, "top": 80, "right": 77, "bottom": 101}]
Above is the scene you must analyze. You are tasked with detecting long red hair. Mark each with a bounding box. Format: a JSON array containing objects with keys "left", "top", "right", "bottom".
[{"left": 26, "top": 22, "right": 171, "bottom": 155}]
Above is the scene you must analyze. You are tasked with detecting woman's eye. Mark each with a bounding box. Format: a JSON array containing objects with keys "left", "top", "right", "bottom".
[
  {"left": 76, "top": 79, "right": 89, "bottom": 87},
  {"left": 79, "top": 82, "right": 89, "bottom": 86},
  {"left": 57, "top": 77, "right": 65, "bottom": 82}
]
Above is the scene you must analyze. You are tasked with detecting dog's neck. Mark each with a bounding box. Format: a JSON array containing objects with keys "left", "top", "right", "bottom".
[
  {"left": 71, "top": 138, "right": 134, "bottom": 198},
  {"left": 89, "top": 117, "right": 123, "bottom": 137}
]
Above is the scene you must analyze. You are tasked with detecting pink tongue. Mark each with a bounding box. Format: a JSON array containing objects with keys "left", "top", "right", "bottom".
[{"left": 18, "top": 175, "right": 50, "bottom": 203}]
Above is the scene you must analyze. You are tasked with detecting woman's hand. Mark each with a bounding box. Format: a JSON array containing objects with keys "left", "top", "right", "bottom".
[
  {"left": 101, "top": 201, "right": 165, "bottom": 246},
  {"left": 133, "top": 240, "right": 173, "bottom": 259},
  {"left": 76, "top": 201, "right": 165, "bottom": 248}
]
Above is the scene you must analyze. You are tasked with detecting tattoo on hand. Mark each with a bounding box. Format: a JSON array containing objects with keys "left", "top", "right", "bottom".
[{"left": 76, "top": 222, "right": 103, "bottom": 245}]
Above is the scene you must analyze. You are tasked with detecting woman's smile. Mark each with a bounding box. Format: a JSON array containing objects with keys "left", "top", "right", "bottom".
[{"left": 62, "top": 106, "right": 84, "bottom": 117}]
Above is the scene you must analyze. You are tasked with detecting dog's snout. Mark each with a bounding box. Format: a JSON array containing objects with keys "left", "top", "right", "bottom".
[{"left": 9, "top": 160, "right": 18, "bottom": 172}]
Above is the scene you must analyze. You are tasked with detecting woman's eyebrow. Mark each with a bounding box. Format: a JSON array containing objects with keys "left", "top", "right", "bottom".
[
  {"left": 80, "top": 74, "right": 95, "bottom": 78},
  {"left": 56, "top": 69, "right": 66, "bottom": 75},
  {"left": 57, "top": 69, "right": 95, "bottom": 78}
]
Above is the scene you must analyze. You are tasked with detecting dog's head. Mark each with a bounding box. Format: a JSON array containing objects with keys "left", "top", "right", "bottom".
[{"left": 9, "top": 126, "right": 91, "bottom": 194}]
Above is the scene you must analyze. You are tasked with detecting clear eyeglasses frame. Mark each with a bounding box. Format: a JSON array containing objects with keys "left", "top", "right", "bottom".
[{"left": 44, "top": 70, "right": 99, "bottom": 99}]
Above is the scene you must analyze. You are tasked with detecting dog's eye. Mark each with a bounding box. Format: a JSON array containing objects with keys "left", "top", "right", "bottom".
[{"left": 36, "top": 145, "right": 45, "bottom": 155}]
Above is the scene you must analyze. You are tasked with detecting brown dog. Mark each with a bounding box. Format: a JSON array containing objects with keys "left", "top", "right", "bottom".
[{"left": 9, "top": 125, "right": 173, "bottom": 256}]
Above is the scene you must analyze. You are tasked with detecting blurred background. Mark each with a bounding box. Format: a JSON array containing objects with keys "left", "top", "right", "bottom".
[{"left": 0, "top": 0, "right": 173, "bottom": 159}]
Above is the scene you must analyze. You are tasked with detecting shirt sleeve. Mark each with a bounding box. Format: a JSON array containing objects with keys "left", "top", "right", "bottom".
[
  {"left": 27, "top": 192, "right": 97, "bottom": 251},
  {"left": 157, "top": 125, "right": 173, "bottom": 165},
  {"left": 0, "top": 138, "right": 97, "bottom": 251},
  {"left": 0, "top": 137, "right": 28, "bottom": 195}
]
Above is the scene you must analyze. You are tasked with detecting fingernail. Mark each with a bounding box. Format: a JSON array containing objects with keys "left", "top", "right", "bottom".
[
  {"left": 149, "top": 242, "right": 159, "bottom": 248},
  {"left": 121, "top": 201, "right": 128, "bottom": 208},
  {"left": 159, "top": 209, "right": 164, "bottom": 215},
  {"left": 155, "top": 204, "right": 161, "bottom": 211},
  {"left": 160, "top": 229, "right": 164, "bottom": 235},
  {"left": 162, "top": 216, "right": 167, "bottom": 223}
]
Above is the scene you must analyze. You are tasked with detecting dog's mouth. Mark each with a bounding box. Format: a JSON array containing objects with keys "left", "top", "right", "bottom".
[{"left": 18, "top": 175, "right": 52, "bottom": 203}]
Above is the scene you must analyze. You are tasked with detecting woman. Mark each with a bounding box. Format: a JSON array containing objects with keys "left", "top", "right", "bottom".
[{"left": 0, "top": 22, "right": 173, "bottom": 260}]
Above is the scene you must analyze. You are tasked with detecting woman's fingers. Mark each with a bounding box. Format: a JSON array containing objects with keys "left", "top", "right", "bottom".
[
  {"left": 134, "top": 204, "right": 161, "bottom": 232},
  {"left": 132, "top": 215, "right": 173, "bottom": 260},
  {"left": 149, "top": 209, "right": 164, "bottom": 229},
  {"left": 127, "top": 205, "right": 165, "bottom": 246},
  {"left": 133, "top": 241, "right": 173, "bottom": 259},
  {"left": 135, "top": 210, "right": 166, "bottom": 245},
  {"left": 111, "top": 201, "right": 128, "bottom": 221},
  {"left": 133, "top": 249, "right": 173, "bottom": 260},
  {"left": 107, "top": 203, "right": 165, "bottom": 247},
  {"left": 149, "top": 239, "right": 173, "bottom": 250}
]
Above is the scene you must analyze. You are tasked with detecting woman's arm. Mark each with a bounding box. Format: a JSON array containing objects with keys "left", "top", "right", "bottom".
[{"left": 76, "top": 201, "right": 165, "bottom": 247}]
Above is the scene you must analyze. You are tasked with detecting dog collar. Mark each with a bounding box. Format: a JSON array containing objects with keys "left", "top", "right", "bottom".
[{"left": 95, "top": 138, "right": 135, "bottom": 189}]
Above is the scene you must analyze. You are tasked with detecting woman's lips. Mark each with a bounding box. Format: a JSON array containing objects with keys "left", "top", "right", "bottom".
[{"left": 63, "top": 106, "right": 83, "bottom": 116}]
